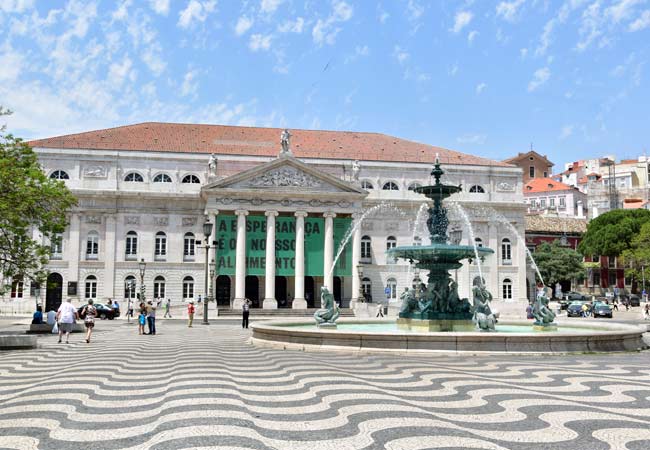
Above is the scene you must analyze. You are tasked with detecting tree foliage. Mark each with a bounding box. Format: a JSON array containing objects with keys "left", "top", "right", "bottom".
[
  {"left": 0, "top": 111, "right": 77, "bottom": 286},
  {"left": 620, "top": 221, "right": 650, "bottom": 284},
  {"left": 577, "top": 209, "right": 650, "bottom": 257},
  {"left": 534, "top": 240, "right": 585, "bottom": 291}
]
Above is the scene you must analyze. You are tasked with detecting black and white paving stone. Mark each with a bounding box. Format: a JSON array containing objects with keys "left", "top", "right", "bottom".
[{"left": 0, "top": 321, "right": 649, "bottom": 449}]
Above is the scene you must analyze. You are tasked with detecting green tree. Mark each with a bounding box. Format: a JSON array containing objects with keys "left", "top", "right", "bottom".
[
  {"left": 620, "top": 221, "right": 650, "bottom": 287},
  {"left": 534, "top": 240, "right": 585, "bottom": 294},
  {"left": 1, "top": 110, "right": 77, "bottom": 287},
  {"left": 578, "top": 209, "right": 650, "bottom": 257}
]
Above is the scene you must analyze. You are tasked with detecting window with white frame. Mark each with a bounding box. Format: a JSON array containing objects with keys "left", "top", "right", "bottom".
[
  {"left": 382, "top": 181, "right": 399, "bottom": 191},
  {"left": 361, "top": 277, "right": 371, "bottom": 298},
  {"left": 184, "top": 233, "right": 196, "bottom": 260},
  {"left": 361, "top": 235, "right": 371, "bottom": 261},
  {"left": 501, "top": 238, "right": 512, "bottom": 264},
  {"left": 125, "top": 231, "right": 138, "bottom": 259},
  {"left": 182, "top": 174, "right": 201, "bottom": 184},
  {"left": 183, "top": 276, "right": 194, "bottom": 299},
  {"left": 386, "top": 277, "right": 397, "bottom": 300},
  {"left": 549, "top": 197, "right": 555, "bottom": 207},
  {"left": 85, "top": 275, "right": 97, "bottom": 299},
  {"left": 50, "top": 233, "right": 63, "bottom": 259},
  {"left": 361, "top": 180, "right": 374, "bottom": 189},
  {"left": 155, "top": 232, "right": 167, "bottom": 259},
  {"left": 153, "top": 173, "right": 172, "bottom": 183},
  {"left": 153, "top": 276, "right": 166, "bottom": 298},
  {"left": 124, "top": 276, "right": 136, "bottom": 299},
  {"left": 124, "top": 172, "right": 144, "bottom": 182},
  {"left": 502, "top": 278, "right": 513, "bottom": 299},
  {"left": 11, "top": 280, "right": 24, "bottom": 298},
  {"left": 540, "top": 198, "right": 546, "bottom": 208},
  {"left": 86, "top": 231, "right": 99, "bottom": 259},
  {"left": 559, "top": 196, "right": 566, "bottom": 207},
  {"left": 386, "top": 236, "right": 397, "bottom": 263},
  {"left": 469, "top": 185, "right": 485, "bottom": 193}
]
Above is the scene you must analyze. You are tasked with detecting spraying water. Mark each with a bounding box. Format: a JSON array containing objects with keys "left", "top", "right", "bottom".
[
  {"left": 406, "top": 203, "right": 429, "bottom": 281},
  {"left": 328, "top": 203, "right": 405, "bottom": 279},
  {"left": 450, "top": 202, "right": 485, "bottom": 286}
]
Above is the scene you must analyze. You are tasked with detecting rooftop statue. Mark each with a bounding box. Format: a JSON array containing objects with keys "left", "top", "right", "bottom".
[
  {"left": 280, "top": 129, "right": 292, "bottom": 155},
  {"left": 314, "top": 287, "right": 340, "bottom": 327},
  {"left": 351, "top": 160, "right": 361, "bottom": 181},
  {"left": 208, "top": 154, "right": 218, "bottom": 177}
]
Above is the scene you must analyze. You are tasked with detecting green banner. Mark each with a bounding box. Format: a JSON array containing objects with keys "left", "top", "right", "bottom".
[{"left": 215, "top": 214, "right": 351, "bottom": 277}]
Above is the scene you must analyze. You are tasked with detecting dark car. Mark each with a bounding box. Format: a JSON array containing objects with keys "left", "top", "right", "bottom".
[
  {"left": 77, "top": 304, "right": 116, "bottom": 320},
  {"left": 564, "top": 291, "right": 588, "bottom": 301},
  {"left": 626, "top": 294, "right": 641, "bottom": 307},
  {"left": 592, "top": 302, "right": 613, "bottom": 318},
  {"left": 567, "top": 301, "right": 591, "bottom": 317}
]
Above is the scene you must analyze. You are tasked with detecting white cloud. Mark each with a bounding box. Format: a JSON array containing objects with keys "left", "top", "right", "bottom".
[
  {"left": 559, "top": 125, "right": 574, "bottom": 140},
  {"left": 112, "top": 0, "right": 130, "bottom": 22},
  {"left": 406, "top": 0, "right": 424, "bottom": 21},
  {"left": 235, "top": 16, "right": 253, "bottom": 36},
  {"left": 344, "top": 44, "right": 369, "bottom": 63},
  {"left": 629, "top": 10, "right": 650, "bottom": 31},
  {"left": 457, "top": 133, "right": 487, "bottom": 145},
  {"left": 606, "top": 0, "right": 642, "bottom": 23},
  {"left": 496, "top": 0, "right": 525, "bottom": 22},
  {"left": 0, "top": 49, "right": 24, "bottom": 82},
  {"left": 260, "top": 0, "right": 284, "bottom": 14},
  {"left": 108, "top": 56, "right": 134, "bottom": 89},
  {"left": 468, "top": 30, "right": 478, "bottom": 43},
  {"left": 576, "top": 1, "right": 605, "bottom": 51},
  {"left": 148, "top": 0, "right": 170, "bottom": 15},
  {"left": 377, "top": 5, "right": 389, "bottom": 24},
  {"left": 278, "top": 17, "right": 304, "bottom": 33},
  {"left": 181, "top": 69, "right": 198, "bottom": 97},
  {"left": 476, "top": 82, "right": 487, "bottom": 94},
  {"left": 249, "top": 33, "right": 272, "bottom": 51},
  {"left": 451, "top": 11, "right": 473, "bottom": 33},
  {"left": 177, "top": 0, "right": 216, "bottom": 29},
  {"left": 312, "top": 1, "right": 353, "bottom": 46},
  {"left": 528, "top": 67, "right": 551, "bottom": 91},
  {"left": 393, "top": 45, "right": 409, "bottom": 64},
  {"left": 0, "top": 0, "right": 34, "bottom": 13},
  {"left": 448, "top": 63, "right": 458, "bottom": 76},
  {"left": 520, "top": 47, "right": 528, "bottom": 58}
]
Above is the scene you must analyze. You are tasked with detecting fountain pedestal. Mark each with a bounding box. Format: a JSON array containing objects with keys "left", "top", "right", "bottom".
[{"left": 397, "top": 318, "right": 474, "bottom": 332}]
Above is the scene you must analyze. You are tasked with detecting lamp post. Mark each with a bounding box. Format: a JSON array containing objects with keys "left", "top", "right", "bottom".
[
  {"left": 357, "top": 264, "right": 365, "bottom": 302},
  {"left": 138, "top": 258, "right": 146, "bottom": 305},
  {"left": 202, "top": 217, "right": 214, "bottom": 325},
  {"left": 125, "top": 279, "right": 136, "bottom": 323}
]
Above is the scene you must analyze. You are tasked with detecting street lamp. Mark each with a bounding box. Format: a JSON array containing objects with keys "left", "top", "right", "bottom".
[
  {"left": 357, "top": 264, "right": 365, "bottom": 302},
  {"left": 202, "top": 217, "right": 214, "bottom": 325},
  {"left": 138, "top": 258, "right": 146, "bottom": 304}
]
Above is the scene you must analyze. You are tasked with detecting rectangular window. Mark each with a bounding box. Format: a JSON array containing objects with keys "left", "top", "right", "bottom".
[
  {"left": 155, "top": 237, "right": 166, "bottom": 257},
  {"left": 608, "top": 271, "right": 617, "bottom": 287},
  {"left": 85, "top": 281, "right": 97, "bottom": 299},
  {"left": 549, "top": 197, "right": 555, "bottom": 207},
  {"left": 543, "top": 171, "right": 548, "bottom": 178},
  {"left": 86, "top": 235, "right": 99, "bottom": 259},
  {"left": 183, "top": 237, "right": 195, "bottom": 257},
  {"left": 540, "top": 199, "right": 546, "bottom": 208},
  {"left": 361, "top": 240, "right": 371, "bottom": 260},
  {"left": 11, "top": 281, "right": 24, "bottom": 298},
  {"left": 502, "top": 283, "right": 512, "bottom": 299},
  {"left": 529, "top": 166, "right": 535, "bottom": 178},
  {"left": 50, "top": 234, "right": 63, "bottom": 259},
  {"left": 608, "top": 256, "right": 616, "bottom": 268},
  {"left": 559, "top": 196, "right": 566, "bottom": 207},
  {"left": 125, "top": 236, "right": 137, "bottom": 258},
  {"left": 593, "top": 272, "right": 601, "bottom": 286},
  {"left": 183, "top": 282, "right": 194, "bottom": 299}
]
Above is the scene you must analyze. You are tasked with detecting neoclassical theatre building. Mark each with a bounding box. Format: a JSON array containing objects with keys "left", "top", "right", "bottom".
[{"left": 25, "top": 123, "right": 527, "bottom": 312}]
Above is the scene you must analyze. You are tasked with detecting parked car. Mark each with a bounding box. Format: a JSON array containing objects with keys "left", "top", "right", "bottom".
[
  {"left": 77, "top": 304, "right": 117, "bottom": 320},
  {"left": 627, "top": 294, "right": 641, "bottom": 307},
  {"left": 567, "top": 301, "right": 591, "bottom": 317},
  {"left": 592, "top": 302, "right": 613, "bottom": 318},
  {"left": 564, "top": 291, "right": 588, "bottom": 301}
]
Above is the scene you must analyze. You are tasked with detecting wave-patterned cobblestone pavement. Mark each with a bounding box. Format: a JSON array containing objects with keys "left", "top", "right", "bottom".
[{"left": 1, "top": 322, "right": 650, "bottom": 449}]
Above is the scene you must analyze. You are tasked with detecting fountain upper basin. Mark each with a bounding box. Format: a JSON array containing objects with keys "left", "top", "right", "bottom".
[{"left": 388, "top": 244, "right": 494, "bottom": 267}]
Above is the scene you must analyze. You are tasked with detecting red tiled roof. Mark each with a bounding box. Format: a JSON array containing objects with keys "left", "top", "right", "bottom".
[
  {"left": 503, "top": 150, "right": 554, "bottom": 167},
  {"left": 27, "top": 122, "right": 511, "bottom": 167},
  {"left": 524, "top": 177, "right": 574, "bottom": 193}
]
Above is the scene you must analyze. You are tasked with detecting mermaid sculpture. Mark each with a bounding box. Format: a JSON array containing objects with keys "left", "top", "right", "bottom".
[
  {"left": 314, "top": 287, "right": 340, "bottom": 327},
  {"left": 532, "top": 293, "right": 556, "bottom": 327},
  {"left": 399, "top": 288, "right": 420, "bottom": 317}
]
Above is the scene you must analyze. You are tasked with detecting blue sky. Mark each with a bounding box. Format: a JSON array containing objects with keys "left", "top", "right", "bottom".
[{"left": 1, "top": 0, "right": 649, "bottom": 171}]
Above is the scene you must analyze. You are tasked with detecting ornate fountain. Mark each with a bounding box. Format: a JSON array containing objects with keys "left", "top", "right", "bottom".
[{"left": 388, "top": 158, "right": 496, "bottom": 332}]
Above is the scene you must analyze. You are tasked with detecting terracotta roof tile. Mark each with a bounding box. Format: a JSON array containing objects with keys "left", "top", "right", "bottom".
[
  {"left": 524, "top": 177, "right": 574, "bottom": 193},
  {"left": 28, "top": 122, "right": 512, "bottom": 167}
]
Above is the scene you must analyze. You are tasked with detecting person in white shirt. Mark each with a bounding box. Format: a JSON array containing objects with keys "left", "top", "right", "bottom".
[
  {"left": 56, "top": 298, "right": 78, "bottom": 344},
  {"left": 46, "top": 309, "right": 56, "bottom": 326}
]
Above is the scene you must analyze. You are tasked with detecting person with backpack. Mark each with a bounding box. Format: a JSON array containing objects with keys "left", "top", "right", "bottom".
[
  {"left": 242, "top": 298, "right": 251, "bottom": 329},
  {"left": 81, "top": 299, "right": 97, "bottom": 344},
  {"left": 187, "top": 300, "right": 195, "bottom": 327}
]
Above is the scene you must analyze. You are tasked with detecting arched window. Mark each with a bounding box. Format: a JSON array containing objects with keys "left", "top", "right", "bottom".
[
  {"left": 85, "top": 275, "right": 97, "bottom": 299},
  {"left": 386, "top": 277, "right": 397, "bottom": 300},
  {"left": 50, "top": 233, "right": 63, "bottom": 258},
  {"left": 124, "top": 172, "right": 144, "bottom": 182},
  {"left": 413, "top": 236, "right": 422, "bottom": 246},
  {"left": 155, "top": 232, "right": 167, "bottom": 259},
  {"left": 386, "top": 236, "right": 397, "bottom": 263},
  {"left": 361, "top": 277, "right": 371, "bottom": 298},
  {"left": 182, "top": 174, "right": 201, "bottom": 184},
  {"left": 153, "top": 276, "right": 166, "bottom": 299},
  {"left": 408, "top": 182, "right": 422, "bottom": 191},
  {"left": 50, "top": 170, "right": 69, "bottom": 180},
  {"left": 11, "top": 280, "right": 24, "bottom": 298},
  {"left": 184, "top": 233, "right": 196, "bottom": 260},
  {"left": 502, "top": 278, "right": 513, "bottom": 300},
  {"left": 501, "top": 238, "right": 512, "bottom": 264},
  {"left": 382, "top": 181, "right": 399, "bottom": 191},
  {"left": 125, "top": 231, "right": 138, "bottom": 259},
  {"left": 361, "top": 235, "right": 371, "bottom": 261},
  {"left": 153, "top": 173, "right": 172, "bottom": 183},
  {"left": 86, "top": 231, "right": 99, "bottom": 259},
  {"left": 361, "top": 180, "right": 374, "bottom": 190},
  {"left": 124, "top": 276, "right": 136, "bottom": 299},
  {"left": 183, "top": 276, "right": 195, "bottom": 299},
  {"left": 469, "top": 185, "right": 485, "bottom": 193}
]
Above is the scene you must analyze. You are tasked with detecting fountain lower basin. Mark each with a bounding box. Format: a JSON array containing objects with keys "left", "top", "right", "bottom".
[{"left": 251, "top": 319, "right": 648, "bottom": 355}]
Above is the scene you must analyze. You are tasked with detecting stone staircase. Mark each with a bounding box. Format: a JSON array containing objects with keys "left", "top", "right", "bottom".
[{"left": 216, "top": 308, "right": 356, "bottom": 317}]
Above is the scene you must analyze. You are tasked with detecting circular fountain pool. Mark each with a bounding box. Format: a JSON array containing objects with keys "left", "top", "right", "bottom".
[{"left": 251, "top": 319, "right": 648, "bottom": 355}]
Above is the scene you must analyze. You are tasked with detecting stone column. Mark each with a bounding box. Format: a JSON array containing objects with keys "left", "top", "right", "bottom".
[
  {"left": 233, "top": 209, "right": 248, "bottom": 309},
  {"left": 104, "top": 215, "right": 116, "bottom": 298},
  {"left": 68, "top": 214, "right": 81, "bottom": 296},
  {"left": 209, "top": 210, "right": 219, "bottom": 300},
  {"left": 263, "top": 211, "right": 279, "bottom": 309},
  {"left": 323, "top": 212, "right": 336, "bottom": 291},
  {"left": 349, "top": 214, "right": 361, "bottom": 308},
  {"left": 292, "top": 211, "right": 308, "bottom": 309}
]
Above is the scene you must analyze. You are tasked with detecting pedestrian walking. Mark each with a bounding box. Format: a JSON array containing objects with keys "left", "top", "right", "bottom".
[
  {"left": 81, "top": 299, "right": 97, "bottom": 343},
  {"left": 138, "top": 306, "right": 146, "bottom": 335},
  {"left": 624, "top": 298, "right": 630, "bottom": 311},
  {"left": 146, "top": 300, "right": 157, "bottom": 335},
  {"left": 242, "top": 298, "right": 251, "bottom": 329},
  {"left": 644, "top": 303, "right": 650, "bottom": 320},
  {"left": 376, "top": 303, "right": 384, "bottom": 318},
  {"left": 164, "top": 298, "right": 172, "bottom": 318},
  {"left": 581, "top": 303, "right": 589, "bottom": 318},
  {"left": 56, "top": 298, "right": 78, "bottom": 344},
  {"left": 187, "top": 300, "right": 195, "bottom": 327},
  {"left": 126, "top": 298, "right": 134, "bottom": 322},
  {"left": 613, "top": 298, "right": 619, "bottom": 311}
]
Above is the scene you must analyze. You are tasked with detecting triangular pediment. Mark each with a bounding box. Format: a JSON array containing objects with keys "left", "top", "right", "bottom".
[{"left": 203, "top": 155, "right": 367, "bottom": 195}]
